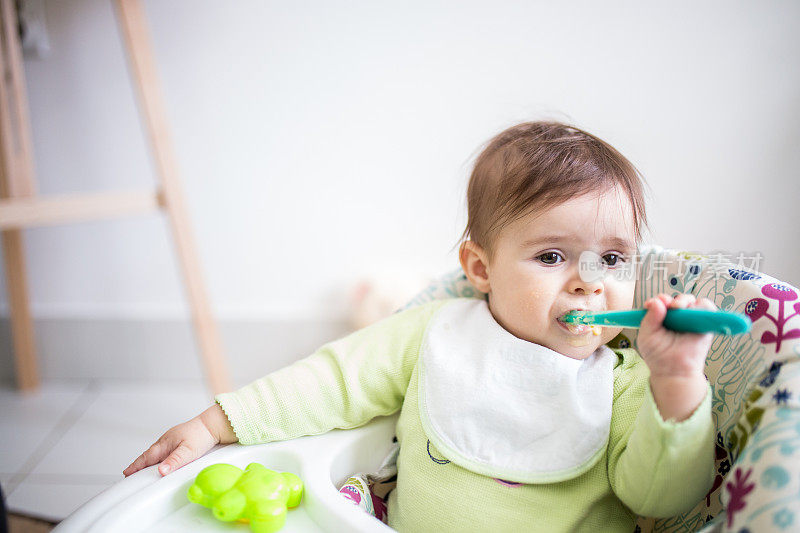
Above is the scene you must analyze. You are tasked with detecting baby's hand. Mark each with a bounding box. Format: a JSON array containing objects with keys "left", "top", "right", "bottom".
[
  {"left": 637, "top": 293, "right": 717, "bottom": 379},
  {"left": 123, "top": 404, "right": 238, "bottom": 478}
]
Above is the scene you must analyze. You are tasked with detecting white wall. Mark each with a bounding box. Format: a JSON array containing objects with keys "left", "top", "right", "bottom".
[{"left": 2, "top": 1, "right": 799, "bottom": 336}]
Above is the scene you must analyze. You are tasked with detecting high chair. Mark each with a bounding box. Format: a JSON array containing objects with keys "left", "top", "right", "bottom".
[{"left": 54, "top": 245, "right": 800, "bottom": 532}]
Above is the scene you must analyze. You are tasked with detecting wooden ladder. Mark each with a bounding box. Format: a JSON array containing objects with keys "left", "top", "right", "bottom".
[{"left": 0, "top": 0, "right": 232, "bottom": 395}]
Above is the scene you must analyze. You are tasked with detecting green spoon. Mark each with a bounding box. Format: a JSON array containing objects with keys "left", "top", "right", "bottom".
[{"left": 560, "top": 308, "right": 751, "bottom": 335}]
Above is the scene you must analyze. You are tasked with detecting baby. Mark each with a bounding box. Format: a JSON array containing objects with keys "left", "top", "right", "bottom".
[{"left": 124, "top": 121, "right": 717, "bottom": 531}]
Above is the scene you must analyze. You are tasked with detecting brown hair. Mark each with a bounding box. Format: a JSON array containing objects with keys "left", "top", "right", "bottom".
[{"left": 456, "top": 121, "right": 650, "bottom": 264}]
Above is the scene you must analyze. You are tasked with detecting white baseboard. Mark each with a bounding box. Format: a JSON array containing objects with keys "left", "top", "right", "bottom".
[{"left": 0, "top": 317, "right": 352, "bottom": 389}]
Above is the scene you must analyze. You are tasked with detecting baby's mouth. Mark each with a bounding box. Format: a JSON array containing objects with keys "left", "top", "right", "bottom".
[
  {"left": 556, "top": 310, "right": 603, "bottom": 336},
  {"left": 557, "top": 316, "right": 591, "bottom": 335}
]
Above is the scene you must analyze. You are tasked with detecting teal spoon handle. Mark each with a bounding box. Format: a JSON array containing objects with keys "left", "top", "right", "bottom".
[{"left": 577, "top": 308, "right": 751, "bottom": 335}]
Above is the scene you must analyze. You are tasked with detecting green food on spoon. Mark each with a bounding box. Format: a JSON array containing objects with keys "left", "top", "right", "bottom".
[{"left": 560, "top": 308, "right": 751, "bottom": 335}]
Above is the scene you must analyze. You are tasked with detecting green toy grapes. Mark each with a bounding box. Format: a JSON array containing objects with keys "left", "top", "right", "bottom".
[{"left": 187, "top": 462, "right": 303, "bottom": 533}]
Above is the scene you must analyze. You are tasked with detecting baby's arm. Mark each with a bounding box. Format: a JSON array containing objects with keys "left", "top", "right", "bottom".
[
  {"left": 606, "top": 293, "right": 717, "bottom": 517},
  {"left": 637, "top": 293, "right": 717, "bottom": 422},
  {"left": 216, "top": 299, "right": 448, "bottom": 445},
  {"left": 607, "top": 368, "right": 715, "bottom": 517},
  {"left": 123, "top": 404, "right": 238, "bottom": 477},
  {"left": 124, "top": 299, "right": 446, "bottom": 477}
]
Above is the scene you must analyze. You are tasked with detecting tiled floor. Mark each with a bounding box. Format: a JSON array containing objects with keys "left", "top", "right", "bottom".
[{"left": 0, "top": 378, "right": 212, "bottom": 523}]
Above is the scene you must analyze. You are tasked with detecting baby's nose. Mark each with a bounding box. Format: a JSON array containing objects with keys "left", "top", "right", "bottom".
[{"left": 570, "top": 282, "right": 604, "bottom": 296}]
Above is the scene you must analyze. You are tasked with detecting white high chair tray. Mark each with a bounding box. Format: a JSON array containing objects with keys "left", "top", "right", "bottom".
[{"left": 54, "top": 415, "right": 399, "bottom": 533}]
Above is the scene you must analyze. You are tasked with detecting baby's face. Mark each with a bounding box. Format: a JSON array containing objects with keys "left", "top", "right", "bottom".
[{"left": 463, "top": 185, "right": 637, "bottom": 359}]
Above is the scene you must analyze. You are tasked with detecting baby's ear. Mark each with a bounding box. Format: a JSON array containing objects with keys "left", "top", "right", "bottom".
[{"left": 459, "top": 241, "right": 491, "bottom": 294}]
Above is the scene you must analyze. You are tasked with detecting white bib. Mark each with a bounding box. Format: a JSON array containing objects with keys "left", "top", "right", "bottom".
[{"left": 417, "top": 298, "right": 616, "bottom": 484}]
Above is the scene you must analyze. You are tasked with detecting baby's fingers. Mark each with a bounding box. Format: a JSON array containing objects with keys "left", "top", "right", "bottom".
[
  {"left": 669, "top": 293, "right": 696, "bottom": 308},
  {"left": 656, "top": 293, "right": 674, "bottom": 307},
  {"left": 123, "top": 436, "right": 172, "bottom": 477},
  {"left": 693, "top": 297, "right": 717, "bottom": 311},
  {"left": 158, "top": 442, "right": 199, "bottom": 476},
  {"left": 641, "top": 297, "right": 667, "bottom": 330}
]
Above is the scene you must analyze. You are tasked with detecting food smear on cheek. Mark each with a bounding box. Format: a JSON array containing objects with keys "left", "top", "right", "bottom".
[
  {"left": 527, "top": 290, "right": 543, "bottom": 303},
  {"left": 523, "top": 290, "right": 545, "bottom": 314}
]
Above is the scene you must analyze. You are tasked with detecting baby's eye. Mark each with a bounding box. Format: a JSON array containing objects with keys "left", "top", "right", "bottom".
[
  {"left": 536, "top": 252, "right": 564, "bottom": 265},
  {"left": 603, "top": 253, "right": 626, "bottom": 267}
]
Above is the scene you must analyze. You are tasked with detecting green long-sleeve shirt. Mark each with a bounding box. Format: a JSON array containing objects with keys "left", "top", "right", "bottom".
[{"left": 215, "top": 298, "right": 716, "bottom": 532}]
